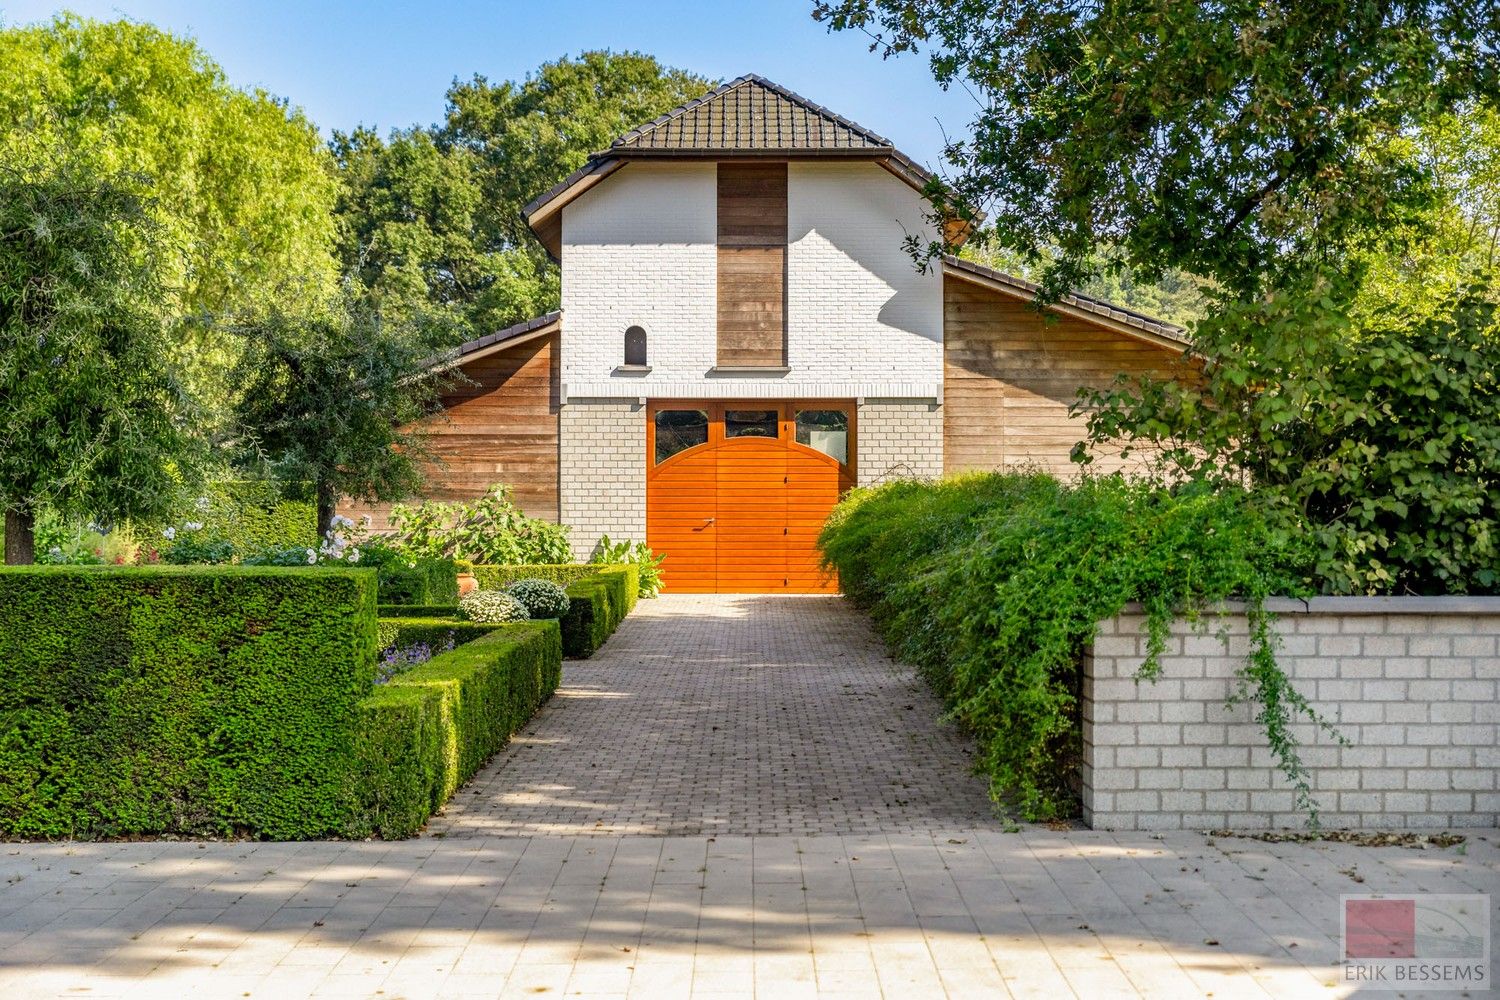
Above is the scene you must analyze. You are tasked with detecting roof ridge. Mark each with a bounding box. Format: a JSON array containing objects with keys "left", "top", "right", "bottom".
[{"left": 609, "top": 74, "right": 895, "bottom": 151}]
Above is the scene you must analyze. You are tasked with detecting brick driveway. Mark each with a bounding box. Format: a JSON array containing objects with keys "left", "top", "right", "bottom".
[
  {"left": 3, "top": 595, "right": 1496, "bottom": 998},
  {"left": 428, "top": 595, "right": 1001, "bottom": 837}
]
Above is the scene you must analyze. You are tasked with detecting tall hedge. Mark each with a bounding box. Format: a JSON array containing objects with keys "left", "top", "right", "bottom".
[{"left": 0, "top": 566, "right": 378, "bottom": 839}]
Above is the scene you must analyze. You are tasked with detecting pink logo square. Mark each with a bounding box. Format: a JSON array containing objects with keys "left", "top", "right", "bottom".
[{"left": 1346, "top": 898, "right": 1417, "bottom": 959}]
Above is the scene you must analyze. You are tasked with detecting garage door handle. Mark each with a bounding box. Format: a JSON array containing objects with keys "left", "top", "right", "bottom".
[{"left": 703, "top": 518, "right": 716, "bottom": 525}]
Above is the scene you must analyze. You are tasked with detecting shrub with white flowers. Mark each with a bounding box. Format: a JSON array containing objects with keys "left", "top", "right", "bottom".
[
  {"left": 504, "top": 578, "right": 570, "bottom": 619},
  {"left": 457, "top": 589, "right": 531, "bottom": 623}
]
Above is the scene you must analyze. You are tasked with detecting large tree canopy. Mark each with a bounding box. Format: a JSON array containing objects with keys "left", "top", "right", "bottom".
[
  {"left": 334, "top": 52, "right": 712, "bottom": 342},
  {"left": 815, "top": 0, "right": 1500, "bottom": 300},
  {"left": 0, "top": 14, "right": 341, "bottom": 317}
]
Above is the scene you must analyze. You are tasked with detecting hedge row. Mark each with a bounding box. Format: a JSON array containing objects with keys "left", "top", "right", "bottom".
[
  {"left": 373, "top": 557, "right": 457, "bottom": 606},
  {"left": 197, "top": 480, "right": 317, "bottom": 552},
  {"left": 377, "top": 603, "right": 459, "bottom": 618},
  {"left": 352, "top": 621, "right": 562, "bottom": 837},
  {"left": 0, "top": 566, "right": 562, "bottom": 840},
  {"left": 472, "top": 564, "right": 638, "bottom": 657},
  {"left": 376, "top": 616, "right": 504, "bottom": 652},
  {"left": 0, "top": 566, "right": 378, "bottom": 839}
]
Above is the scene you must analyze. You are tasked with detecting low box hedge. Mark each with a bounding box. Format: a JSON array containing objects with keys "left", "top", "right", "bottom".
[
  {"left": 376, "top": 616, "right": 506, "bottom": 652},
  {"left": 0, "top": 565, "right": 379, "bottom": 839},
  {"left": 351, "top": 620, "right": 562, "bottom": 837},
  {"left": 377, "top": 603, "right": 459, "bottom": 618},
  {"left": 473, "top": 564, "right": 638, "bottom": 657}
]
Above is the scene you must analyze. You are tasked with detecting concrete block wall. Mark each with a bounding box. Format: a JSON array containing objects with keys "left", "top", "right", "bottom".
[
  {"left": 1081, "top": 597, "right": 1500, "bottom": 830},
  {"left": 856, "top": 401, "right": 944, "bottom": 486},
  {"left": 558, "top": 400, "right": 645, "bottom": 561}
]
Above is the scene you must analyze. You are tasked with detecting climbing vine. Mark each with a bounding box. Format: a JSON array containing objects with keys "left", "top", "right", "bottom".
[{"left": 819, "top": 472, "right": 1342, "bottom": 822}]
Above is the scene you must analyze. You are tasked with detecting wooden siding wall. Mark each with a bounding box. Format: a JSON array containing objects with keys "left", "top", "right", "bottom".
[
  {"left": 341, "top": 334, "right": 560, "bottom": 533},
  {"left": 717, "top": 163, "right": 787, "bottom": 367},
  {"left": 943, "top": 278, "right": 1195, "bottom": 476}
]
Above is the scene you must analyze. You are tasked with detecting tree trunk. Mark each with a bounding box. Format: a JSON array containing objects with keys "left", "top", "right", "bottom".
[
  {"left": 315, "top": 480, "right": 336, "bottom": 541},
  {"left": 4, "top": 508, "right": 35, "bottom": 565}
]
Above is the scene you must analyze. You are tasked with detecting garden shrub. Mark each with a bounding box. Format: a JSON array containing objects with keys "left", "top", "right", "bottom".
[
  {"left": 474, "top": 564, "right": 638, "bottom": 657},
  {"left": 361, "top": 541, "right": 457, "bottom": 605},
  {"left": 1079, "top": 284, "right": 1500, "bottom": 596},
  {"left": 350, "top": 621, "right": 563, "bottom": 837},
  {"left": 591, "top": 535, "right": 665, "bottom": 597},
  {"left": 474, "top": 563, "right": 639, "bottom": 602},
  {"left": 819, "top": 473, "right": 1339, "bottom": 822},
  {"left": 0, "top": 565, "right": 378, "bottom": 839},
  {"left": 505, "top": 578, "right": 570, "bottom": 618},
  {"left": 458, "top": 590, "right": 530, "bottom": 623},
  {"left": 387, "top": 485, "right": 572, "bottom": 564},
  {"left": 186, "top": 480, "right": 316, "bottom": 555}
]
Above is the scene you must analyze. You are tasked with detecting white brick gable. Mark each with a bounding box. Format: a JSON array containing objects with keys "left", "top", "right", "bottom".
[{"left": 559, "top": 160, "right": 942, "bottom": 401}]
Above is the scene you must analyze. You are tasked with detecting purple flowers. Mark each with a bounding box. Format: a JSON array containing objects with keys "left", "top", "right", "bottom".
[{"left": 375, "top": 634, "right": 456, "bottom": 685}]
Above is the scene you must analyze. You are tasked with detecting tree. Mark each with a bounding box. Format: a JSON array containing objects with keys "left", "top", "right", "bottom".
[
  {"left": 330, "top": 127, "right": 556, "bottom": 343},
  {"left": 814, "top": 1, "right": 1500, "bottom": 300},
  {"left": 226, "top": 295, "right": 457, "bottom": 537},
  {"left": 0, "top": 135, "right": 200, "bottom": 564},
  {"left": 1076, "top": 278, "right": 1500, "bottom": 595},
  {"left": 0, "top": 15, "right": 341, "bottom": 318},
  {"left": 333, "top": 52, "right": 712, "bottom": 341}
]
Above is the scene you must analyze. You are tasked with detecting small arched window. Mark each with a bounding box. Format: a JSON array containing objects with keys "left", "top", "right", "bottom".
[{"left": 624, "top": 325, "right": 648, "bottom": 367}]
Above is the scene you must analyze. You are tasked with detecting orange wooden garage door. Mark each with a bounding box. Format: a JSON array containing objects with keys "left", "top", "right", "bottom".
[{"left": 647, "top": 401, "right": 854, "bottom": 593}]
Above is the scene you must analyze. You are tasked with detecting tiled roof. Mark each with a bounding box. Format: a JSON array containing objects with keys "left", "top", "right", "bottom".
[
  {"left": 942, "top": 256, "right": 1188, "bottom": 345},
  {"left": 610, "top": 75, "right": 894, "bottom": 154},
  {"left": 522, "top": 75, "right": 935, "bottom": 238}
]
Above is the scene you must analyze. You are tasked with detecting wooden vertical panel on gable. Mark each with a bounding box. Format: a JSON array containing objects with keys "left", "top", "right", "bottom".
[{"left": 717, "top": 163, "right": 787, "bottom": 367}]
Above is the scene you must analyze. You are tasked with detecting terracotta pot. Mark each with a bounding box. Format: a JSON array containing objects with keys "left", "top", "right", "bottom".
[{"left": 456, "top": 572, "right": 479, "bottom": 596}]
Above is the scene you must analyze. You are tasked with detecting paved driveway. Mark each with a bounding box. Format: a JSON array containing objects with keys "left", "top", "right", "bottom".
[
  {"left": 2, "top": 595, "right": 1496, "bottom": 999},
  {"left": 428, "top": 595, "right": 1000, "bottom": 837}
]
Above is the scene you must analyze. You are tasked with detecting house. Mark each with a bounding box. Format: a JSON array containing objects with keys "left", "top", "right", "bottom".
[{"left": 344, "top": 75, "right": 1194, "bottom": 593}]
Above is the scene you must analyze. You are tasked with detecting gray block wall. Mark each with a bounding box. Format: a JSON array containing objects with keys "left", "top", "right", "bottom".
[{"left": 1081, "top": 597, "right": 1500, "bottom": 831}]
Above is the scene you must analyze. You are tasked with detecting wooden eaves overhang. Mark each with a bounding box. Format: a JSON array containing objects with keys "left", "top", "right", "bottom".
[{"left": 940, "top": 255, "right": 1191, "bottom": 352}]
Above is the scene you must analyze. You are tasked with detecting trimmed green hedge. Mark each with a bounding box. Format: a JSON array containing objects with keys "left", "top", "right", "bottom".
[
  {"left": 352, "top": 621, "right": 562, "bottom": 837},
  {"left": 378, "top": 603, "right": 459, "bottom": 618},
  {"left": 372, "top": 556, "right": 457, "bottom": 606},
  {"left": 376, "top": 616, "right": 507, "bottom": 652},
  {"left": 475, "top": 563, "right": 638, "bottom": 608},
  {"left": 0, "top": 565, "right": 378, "bottom": 839},
  {"left": 473, "top": 564, "right": 638, "bottom": 657}
]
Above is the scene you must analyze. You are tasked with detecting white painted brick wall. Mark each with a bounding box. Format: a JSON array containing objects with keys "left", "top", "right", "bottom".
[
  {"left": 558, "top": 400, "right": 645, "bottom": 561},
  {"left": 856, "top": 402, "right": 943, "bottom": 485},
  {"left": 1081, "top": 599, "right": 1500, "bottom": 830},
  {"left": 559, "top": 160, "right": 942, "bottom": 400}
]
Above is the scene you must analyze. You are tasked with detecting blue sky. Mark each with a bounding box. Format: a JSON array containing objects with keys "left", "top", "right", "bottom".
[{"left": 1, "top": 1, "right": 979, "bottom": 169}]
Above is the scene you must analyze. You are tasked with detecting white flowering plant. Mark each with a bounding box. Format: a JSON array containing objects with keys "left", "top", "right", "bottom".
[
  {"left": 159, "top": 519, "right": 235, "bottom": 565},
  {"left": 457, "top": 589, "right": 531, "bottom": 624}
]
